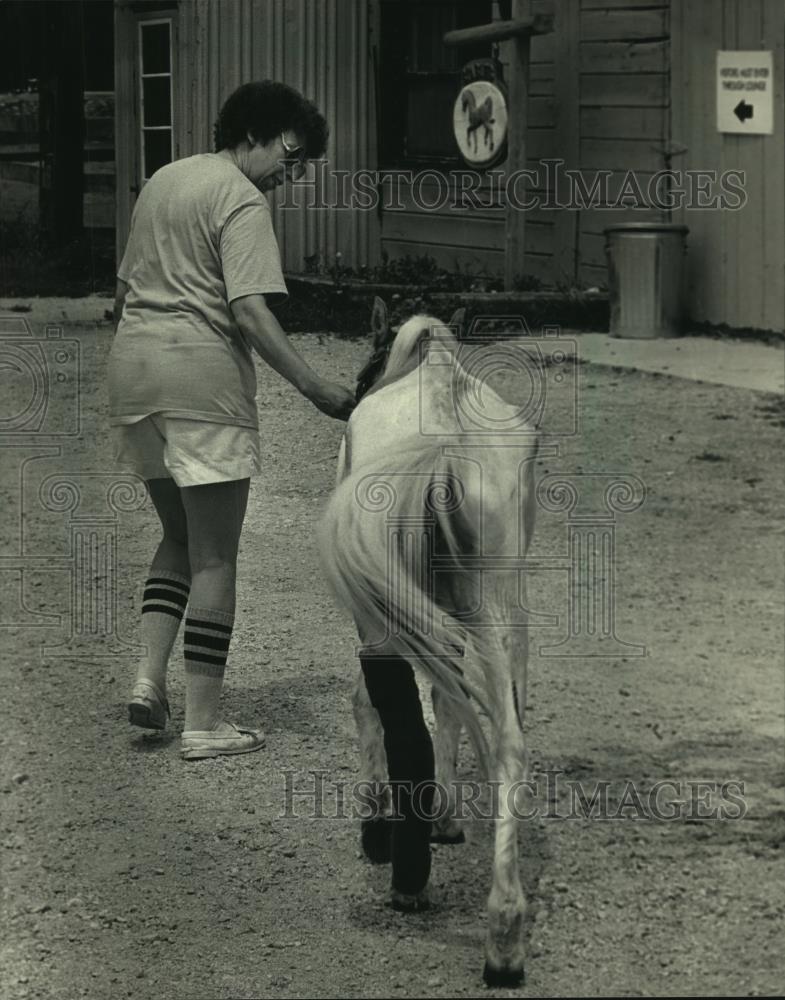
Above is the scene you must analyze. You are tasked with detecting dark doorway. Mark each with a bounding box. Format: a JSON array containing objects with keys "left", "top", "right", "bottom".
[{"left": 0, "top": 0, "right": 115, "bottom": 293}]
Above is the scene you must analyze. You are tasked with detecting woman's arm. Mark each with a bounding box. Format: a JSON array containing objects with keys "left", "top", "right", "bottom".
[{"left": 230, "top": 293, "right": 354, "bottom": 420}]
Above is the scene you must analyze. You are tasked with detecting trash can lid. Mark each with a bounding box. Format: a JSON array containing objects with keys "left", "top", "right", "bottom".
[{"left": 603, "top": 222, "right": 689, "bottom": 235}]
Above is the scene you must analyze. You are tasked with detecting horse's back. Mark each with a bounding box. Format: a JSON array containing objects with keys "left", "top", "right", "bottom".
[
  {"left": 342, "top": 360, "right": 537, "bottom": 568},
  {"left": 345, "top": 362, "right": 534, "bottom": 474}
]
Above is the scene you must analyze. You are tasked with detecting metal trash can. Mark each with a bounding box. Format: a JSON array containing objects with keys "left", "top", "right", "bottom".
[{"left": 604, "top": 223, "right": 689, "bottom": 339}]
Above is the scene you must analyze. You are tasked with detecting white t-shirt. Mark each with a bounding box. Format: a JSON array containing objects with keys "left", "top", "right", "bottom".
[{"left": 108, "top": 153, "right": 288, "bottom": 429}]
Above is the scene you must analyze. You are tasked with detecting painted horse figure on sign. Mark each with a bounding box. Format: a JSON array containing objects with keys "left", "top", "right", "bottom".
[
  {"left": 462, "top": 88, "right": 495, "bottom": 154},
  {"left": 318, "top": 298, "right": 539, "bottom": 986}
]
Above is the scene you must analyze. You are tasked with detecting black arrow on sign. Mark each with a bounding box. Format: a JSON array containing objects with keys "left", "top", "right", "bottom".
[{"left": 734, "top": 100, "right": 754, "bottom": 122}]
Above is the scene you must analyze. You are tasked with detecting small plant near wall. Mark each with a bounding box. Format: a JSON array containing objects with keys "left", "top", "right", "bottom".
[
  {"left": 513, "top": 272, "right": 546, "bottom": 292},
  {"left": 302, "top": 250, "right": 525, "bottom": 293},
  {"left": 274, "top": 251, "right": 608, "bottom": 334},
  {"left": 553, "top": 278, "right": 608, "bottom": 297}
]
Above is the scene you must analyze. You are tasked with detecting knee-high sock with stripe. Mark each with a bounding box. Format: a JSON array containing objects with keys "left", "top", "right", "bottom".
[
  {"left": 183, "top": 607, "right": 234, "bottom": 731},
  {"left": 136, "top": 570, "right": 191, "bottom": 689},
  {"left": 184, "top": 607, "right": 234, "bottom": 677}
]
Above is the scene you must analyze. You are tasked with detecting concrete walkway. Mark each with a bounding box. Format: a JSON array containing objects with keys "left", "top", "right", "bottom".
[
  {"left": 1, "top": 296, "right": 782, "bottom": 395},
  {"left": 572, "top": 332, "right": 784, "bottom": 395}
]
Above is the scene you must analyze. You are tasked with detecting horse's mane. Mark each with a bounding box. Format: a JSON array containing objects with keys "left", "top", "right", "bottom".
[{"left": 383, "top": 314, "right": 456, "bottom": 383}]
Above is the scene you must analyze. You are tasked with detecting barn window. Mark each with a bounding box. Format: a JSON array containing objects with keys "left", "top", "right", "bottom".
[
  {"left": 379, "top": 0, "right": 492, "bottom": 167},
  {"left": 138, "top": 18, "right": 174, "bottom": 179}
]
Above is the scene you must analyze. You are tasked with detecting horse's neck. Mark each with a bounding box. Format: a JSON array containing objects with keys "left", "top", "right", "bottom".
[
  {"left": 363, "top": 352, "right": 422, "bottom": 400},
  {"left": 346, "top": 363, "right": 455, "bottom": 470}
]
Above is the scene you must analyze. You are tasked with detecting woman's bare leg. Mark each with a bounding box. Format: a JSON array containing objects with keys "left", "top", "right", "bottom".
[
  {"left": 135, "top": 478, "right": 191, "bottom": 692},
  {"left": 179, "top": 478, "right": 250, "bottom": 731}
]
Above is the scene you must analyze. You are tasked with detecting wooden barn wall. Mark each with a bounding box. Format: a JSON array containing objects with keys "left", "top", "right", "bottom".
[
  {"left": 670, "top": 0, "right": 784, "bottom": 332},
  {"left": 379, "top": 0, "right": 558, "bottom": 286},
  {"left": 116, "top": 1, "right": 783, "bottom": 330},
  {"left": 181, "top": 0, "right": 378, "bottom": 273},
  {"left": 575, "top": 0, "right": 670, "bottom": 288},
  {"left": 117, "top": 0, "right": 378, "bottom": 274},
  {"left": 377, "top": 0, "right": 672, "bottom": 289}
]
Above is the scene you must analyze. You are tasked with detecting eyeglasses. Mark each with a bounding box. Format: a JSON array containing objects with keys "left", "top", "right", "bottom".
[
  {"left": 280, "top": 132, "right": 306, "bottom": 178},
  {"left": 281, "top": 133, "right": 302, "bottom": 157}
]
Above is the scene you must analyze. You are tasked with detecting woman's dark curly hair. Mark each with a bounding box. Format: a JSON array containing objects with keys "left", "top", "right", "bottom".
[{"left": 213, "top": 80, "right": 328, "bottom": 159}]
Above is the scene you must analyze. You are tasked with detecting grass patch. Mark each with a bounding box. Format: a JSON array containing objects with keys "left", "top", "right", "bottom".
[{"left": 0, "top": 217, "right": 115, "bottom": 297}]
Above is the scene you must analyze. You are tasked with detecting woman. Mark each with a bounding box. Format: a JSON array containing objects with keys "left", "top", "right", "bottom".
[{"left": 109, "top": 81, "right": 355, "bottom": 760}]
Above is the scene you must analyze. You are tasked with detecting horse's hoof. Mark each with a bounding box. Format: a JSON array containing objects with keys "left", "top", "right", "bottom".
[
  {"left": 361, "top": 818, "right": 392, "bottom": 864},
  {"left": 430, "top": 828, "right": 465, "bottom": 846},
  {"left": 390, "top": 887, "right": 430, "bottom": 913},
  {"left": 482, "top": 962, "right": 525, "bottom": 988}
]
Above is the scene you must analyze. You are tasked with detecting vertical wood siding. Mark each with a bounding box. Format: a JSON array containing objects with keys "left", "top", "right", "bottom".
[
  {"left": 376, "top": 0, "right": 672, "bottom": 290},
  {"left": 114, "top": 3, "right": 136, "bottom": 266},
  {"left": 575, "top": 0, "right": 670, "bottom": 287},
  {"left": 378, "top": 0, "right": 557, "bottom": 286},
  {"left": 182, "top": 0, "right": 378, "bottom": 273},
  {"left": 117, "top": 1, "right": 783, "bottom": 331},
  {"left": 671, "top": 0, "right": 784, "bottom": 331},
  {"left": 119, "top": 0, "right": 378, "bottom": 274}
]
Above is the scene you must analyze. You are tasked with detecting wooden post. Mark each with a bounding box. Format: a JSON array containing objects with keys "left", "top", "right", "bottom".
[
  {"left": 39, "top": 0, "right": 85, "bottom": 246},
  {"left": 504, "top": 0, "right": 531, "bottom": 291},
  {"left": 444, "top": 5, "right": 552, "bottom": 291},
  {"left": 553, "top": 0, "right": 580, "bottom": 287}
]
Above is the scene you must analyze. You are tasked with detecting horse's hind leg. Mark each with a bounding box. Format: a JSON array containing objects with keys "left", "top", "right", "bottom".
[
  {"left": 360, "top": 654, "right": 435, "bottom": 910},
  {"left": 430, "top": 563, "right": 477, "bottom": 845},
  {"left": 431, "top": 687, "right": 465, "bottom": 844},
  {"left": 352, "top": 668, "right": 392, "bottom": 863},
  {"left": 483, "top": 630, "right": 529, "bottom": 988}
]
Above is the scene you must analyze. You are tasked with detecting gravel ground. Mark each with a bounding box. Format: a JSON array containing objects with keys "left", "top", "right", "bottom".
[{"left": 1, "top": 322, "right": 783, "bottom": 999}]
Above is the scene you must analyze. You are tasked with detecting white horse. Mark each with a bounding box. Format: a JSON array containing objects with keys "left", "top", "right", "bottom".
[{"left": 318, "top": 297, "right": 538, "bottom": 987}]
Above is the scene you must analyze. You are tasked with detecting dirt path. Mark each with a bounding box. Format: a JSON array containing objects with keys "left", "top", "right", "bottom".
[{"left": 1, "top": 324, "right": 783, "bottom": 999}]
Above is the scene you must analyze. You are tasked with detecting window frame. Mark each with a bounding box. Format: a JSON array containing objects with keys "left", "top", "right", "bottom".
[
  {"left": 137, "top": 16, "right": 174, "bottom": 182},
  {"left": 378, "top": 0, "right": 493, "bottom": 171}
]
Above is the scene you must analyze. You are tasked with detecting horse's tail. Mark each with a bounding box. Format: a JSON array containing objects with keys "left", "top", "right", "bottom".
[{"left": 318, "top": 445, "right": 493, "bottom": 776}]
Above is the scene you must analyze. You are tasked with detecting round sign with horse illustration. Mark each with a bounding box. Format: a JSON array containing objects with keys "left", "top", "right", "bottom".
[{"left": 453, "top": 79, "right": 508, "bottom": 168}]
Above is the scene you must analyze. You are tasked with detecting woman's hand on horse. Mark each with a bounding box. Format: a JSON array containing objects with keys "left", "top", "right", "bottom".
[{"left": 308, "top": 380, "right": 356, "bottom": 421}]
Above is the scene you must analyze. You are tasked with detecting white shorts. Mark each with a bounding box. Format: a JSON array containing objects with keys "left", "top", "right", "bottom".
[{"left": 112, "top": 414, "right": 262, "bottom": 487}]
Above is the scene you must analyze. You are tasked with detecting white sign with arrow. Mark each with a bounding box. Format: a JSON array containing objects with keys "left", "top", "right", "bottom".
[{"left": 717, "top": 50, "right": 773, "bottom": 135}]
